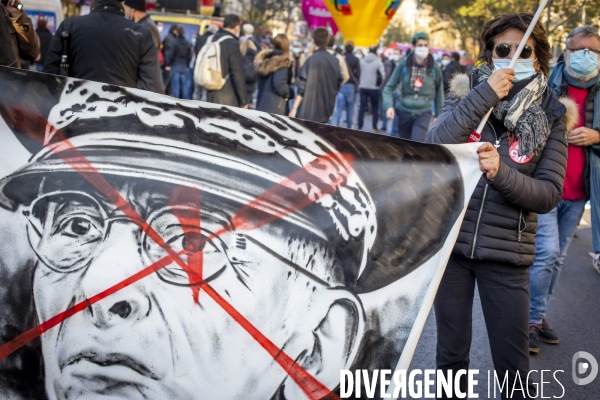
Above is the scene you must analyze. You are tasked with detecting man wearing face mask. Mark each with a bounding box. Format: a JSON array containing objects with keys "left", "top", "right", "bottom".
[
  {"left": 383, "top": 32, "right": 444, "bottom": 142},
  {"left": 442, "top": 52, "right": 466, "bottom": 95},
  {"left": 43, "top": 0, "right": 163, "bottom": 93},
  {"left": 528, "top": 25, "right": 600, "bottom": 354},
  {"left": 123, "top": 0, "right": 160, "bottom": 49}
]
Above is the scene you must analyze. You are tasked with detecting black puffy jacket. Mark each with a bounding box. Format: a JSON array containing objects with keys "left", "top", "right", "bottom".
[
  {"left": 43, "top": 0, "right": 163, "bottom": 94},
  {"left": 254, "top": 49, "right": 292, "bottom": 115},
  {"left": 426, "top": 71, "right": 575, "bottom": 267}
]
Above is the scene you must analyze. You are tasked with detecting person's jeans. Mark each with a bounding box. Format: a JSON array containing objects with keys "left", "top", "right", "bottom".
[
  {"left": 396, "top": 110, "right": 432, "bottom": 142},
  {"left": 590, "top": 149, "right": 600, "bottom": 253},
  {"left": 435, "top": 255, "right": 534, "bottom": 399},
  {"left": 357, "top": 88, "right": 379, "bottom": 131},
  {"left": 529, "top": 199, "right": 586, "bottom": 324},
  {"left": 335, "top": 83, "right": 356, "bottom": 128},
  {"left": 170, "top": 65, "right": 193, "bottom": 100}
]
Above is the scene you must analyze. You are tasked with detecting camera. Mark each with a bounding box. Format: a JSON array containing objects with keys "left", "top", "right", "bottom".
[{"left": 0, "top": 0, "right": 23, "bottom": 10}]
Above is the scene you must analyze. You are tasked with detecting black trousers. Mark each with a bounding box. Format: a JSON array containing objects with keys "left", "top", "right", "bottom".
[
  {"left": 357, "top": 88, "right": 379, "bottom": 130},
  {"left": 434, "top": 254, "right": 535, "bottom": 399}
]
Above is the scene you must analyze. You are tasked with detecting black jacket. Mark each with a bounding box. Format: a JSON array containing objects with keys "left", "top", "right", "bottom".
[
  {"left": 194, "top": 30, "right": 211, "bottom": 55},
  {"left": 206, "top": 28, "right": 247, "bottom": 107},
  {"left": 166, "top": 35, "right": 192, "bottom": 68},
  {"left": 426, "top": 71, "right": 571, "bottom": 267},
  {"left": 43, "top": 0, "right": 163, "bottom": 94},
  {"left": 296, "top": 48, "right": 342, "bottom": 123},
  {"left": 35, "top": 26, "right": 53, "bottom": 65},
  {"left": 254, "top": 49, "right": 292, "bottom": 115},
  {"left": 344, "top": 51, "right": 360, "bottom": 87}
]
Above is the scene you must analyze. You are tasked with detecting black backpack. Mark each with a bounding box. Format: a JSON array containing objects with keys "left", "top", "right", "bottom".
[{"left": 243, "top": 52, "right": 257, "bottom": 84}]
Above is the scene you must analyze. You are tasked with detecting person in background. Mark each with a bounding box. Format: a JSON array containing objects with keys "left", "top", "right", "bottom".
[
  {"left": 427, "top": 14, "right": 573, "bottom": 399},
  {"left": 289, "top": 27, "right": 341, "bottom": 123},
  {"left": 442, "top": 52, "right": 467, "bottom": 95},
  {"left": 357, "top": 45, "right": 384, "bottom": 133},
  {"left": 254, "top": 33, "right": 292, "bottom": 115},
  {"left": 379, "top": 50, "right": 399, "bottom": 133},
  {"left": 166, "top": 26, "right": 193, "bottom": 99},
  {"left": 34, "top": 18, "right": 53, "bottom": 72},
  {"left": 383, "top": 32, "right": 443, "bottom": 142},
  {"left": 44, "top": 0, "right": 162, "bottom": 93},
  {"left": 528, "top": 25, "right": 600, "bottom": 354},
  {"left": 161, "top": 24, "right": 178, "bottom": 95},
  {"left": 193, "top": 24, "right": 218, "bottom": 100},
  {"left": 326, "top": 35, "right": 349, "bottom": 86},
  {"left": 0, "top": 0, "right": 38, "bottom": 68},
  {"left": 206, "top": 14, "right": 248, "bottom": 108},
  {"left": 289, "top": 41, "right": 306, "bottom": 111},
  {"left": 240, "top": 26, "right": 258, "bottom": 108},
  {"left": 335, "top": 40, "right": 360, "bottom": 128},
  {"left": 123, "top": 0, "right": 160, "bottom": 49},
  {"left": 355, "top": 48, "right": 364, "bottom": 60}
]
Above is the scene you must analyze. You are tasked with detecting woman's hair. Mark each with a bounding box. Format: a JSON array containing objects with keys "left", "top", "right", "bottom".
[
  {"left": 478, "top": 13, "right": 551, "bottom": 76},
  {"left": 273, "top": 34, "right": 290, "bottom": 57}
]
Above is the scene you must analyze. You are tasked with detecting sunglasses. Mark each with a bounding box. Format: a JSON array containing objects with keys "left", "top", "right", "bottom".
[{"left": 494, "top": 43, "right": 534, "bottom": 59}]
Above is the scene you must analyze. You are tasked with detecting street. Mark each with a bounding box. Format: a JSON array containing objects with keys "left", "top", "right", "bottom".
[{"left": 407, "top": 208, "right": 600, "bottom": 399}]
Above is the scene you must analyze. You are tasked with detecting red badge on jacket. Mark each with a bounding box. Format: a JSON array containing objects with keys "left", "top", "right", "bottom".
[{"left": 509, "top": 141, "right": 533, "bottom": 164}]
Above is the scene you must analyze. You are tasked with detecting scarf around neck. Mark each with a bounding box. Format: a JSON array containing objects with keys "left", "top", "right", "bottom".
[
  {"left": 548, "top": 60, "right": 600, "bottom": 132},
  {"left": 478, "top": 64, "right": 550, "bottom": 157}
]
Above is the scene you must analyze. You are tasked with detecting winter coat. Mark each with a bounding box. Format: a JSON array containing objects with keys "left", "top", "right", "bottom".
[
  {"left": 0, "top": 4, "right": 38, "bottom": 68},
  {"left": 194, "top": 30, "right": 212, "bottom": 56},
  {"left": 551, "top": 70, "right": 600, "bottom": 199},
  {"left": 43, "top": 0, "right": 163, "bottom": 94},
  {"left": 254, "top": 49, "right": 292, "bottom": 115},
  {"left": 166, "top": 35, "right": 192, "bottom": 68},
  {"left": 379, "top": 57, "right": 395, "bottom": 94},
  {"left": 442, "top": 60, "right": 467, "bottom": 94},
  {"left": 241, "top": 38, "right": 258, "bottom": 94},
  {"left": 296, "top": 47, "right": 342, "bottom": 123},
  {"left": 426, "top": 71, "right": 577, "bottom": 267},
  {"left": 344, "top": 51, "right": 361, "bottom": 87},
  {"left": 359, "top": 52, "right": 384, "bottom": 90},
  {"left": 206, "top": 28, "right": 248, "bottom": 107},
  {"left": 35, "top": 26, "right": 53, "bottom": 65},
  {"left": 382, "top": 53, "right": 444, "bottom": 116},
  {"left": 138, "top": 14, "right": 161, "bottom": 49}
]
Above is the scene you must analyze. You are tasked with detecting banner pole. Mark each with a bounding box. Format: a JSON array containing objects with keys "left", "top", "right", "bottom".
[{"left": 471, "top": 0, "right": 550, "bottom": 139}]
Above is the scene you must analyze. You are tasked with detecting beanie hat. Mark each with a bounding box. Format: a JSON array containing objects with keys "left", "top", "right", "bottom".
[
  {"left": 124, "top": 0, "right": 145, "bottom": 12},
  {"left": 411, "top": 32, "right": 429, "bottom": 45}
]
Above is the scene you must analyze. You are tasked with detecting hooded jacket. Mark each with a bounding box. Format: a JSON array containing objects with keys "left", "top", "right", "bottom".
[
  {"left": 426, "top": 71, "right": 577, "bottom": 267},
  {"left": 358, "top": 52, "right": 384, "bottom": 90},
  {"left": 43, "top": 0, "right": 163, "bottom": 94},
  {"left": 254, "top": 49, "right": 292, "bottom": 115}
]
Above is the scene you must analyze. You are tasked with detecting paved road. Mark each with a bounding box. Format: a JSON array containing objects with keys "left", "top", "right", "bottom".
[{"left": 405, "top": 208, "right": 600, "bottom": 399}]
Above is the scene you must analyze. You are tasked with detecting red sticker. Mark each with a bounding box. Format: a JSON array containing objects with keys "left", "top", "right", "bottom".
[
  {"left": 509, "top": 141, "right": 533, "bottom": 164},
  {"left": 414, "top": 77, "right": 423, "bottom": 89}
]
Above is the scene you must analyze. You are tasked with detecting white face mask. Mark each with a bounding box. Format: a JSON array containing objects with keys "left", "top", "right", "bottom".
[
  {"left": 441, "top": 59, "right": 450, "bottom": 67},
  {"left": 414, "top": 47, "right": 429, "bottom": 59}
]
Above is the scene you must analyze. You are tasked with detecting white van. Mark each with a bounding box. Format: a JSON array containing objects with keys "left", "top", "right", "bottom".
[{"left": 21, "top": 0, "right": 63, "bottom": 33}]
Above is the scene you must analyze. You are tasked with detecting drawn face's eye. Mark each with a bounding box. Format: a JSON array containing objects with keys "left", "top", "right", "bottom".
[{"left": 58, "top": 216, "right": 102, "bottom": 240}]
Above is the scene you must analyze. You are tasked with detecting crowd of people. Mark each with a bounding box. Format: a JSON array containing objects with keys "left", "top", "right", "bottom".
[{"left": 2, "top": 0, "right": 600, "bottom": 398}]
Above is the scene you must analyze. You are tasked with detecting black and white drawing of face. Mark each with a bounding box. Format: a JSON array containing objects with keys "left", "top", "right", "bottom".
[{"left": 25, "top": 176, "right": 364, "bottom": 400}]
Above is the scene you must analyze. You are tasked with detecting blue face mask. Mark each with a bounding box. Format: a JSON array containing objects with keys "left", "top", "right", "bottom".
[
  {"left": 493, "top": 58, "right": 537, "bottom": 81},
  {"left": 569, "top": 49, "right": 599, "bottom": 76},
  {"left": 391, "top": 55, "right": 400, "bottom": 62}
]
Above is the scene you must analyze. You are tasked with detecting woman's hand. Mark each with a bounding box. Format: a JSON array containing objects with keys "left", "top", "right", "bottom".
[
  {"left": 478, "top": 142, "right": 501, "bottom": 181},
  {"left": 487, "top": 68, "right": 515, "bottom": 99},
  {"left": 386, "top": 107, "right": 395, "bottom": 120}
]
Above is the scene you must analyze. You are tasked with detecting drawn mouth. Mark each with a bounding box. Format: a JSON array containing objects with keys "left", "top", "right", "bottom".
[{"left": 62, "top": 351, "right": 159, "bottom": 380}]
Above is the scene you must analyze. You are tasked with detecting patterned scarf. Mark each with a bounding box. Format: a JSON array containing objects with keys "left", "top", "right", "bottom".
[{"left": 478, "top": 64, "right": 550, "bottom": 157}]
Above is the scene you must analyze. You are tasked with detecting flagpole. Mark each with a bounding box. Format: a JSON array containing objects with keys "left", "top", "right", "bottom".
[{"left": 471, "top": 0, "right": 550, "bottom": 141}]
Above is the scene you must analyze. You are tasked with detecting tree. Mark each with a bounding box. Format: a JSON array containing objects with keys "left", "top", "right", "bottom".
[
  {"left": 381, "top": 18, "right": 413, "bottom": 45},
  {"left": 228, "top": 0, "right": 302, "bottom": 34}
]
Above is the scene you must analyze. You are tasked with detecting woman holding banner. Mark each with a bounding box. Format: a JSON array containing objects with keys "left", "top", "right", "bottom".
[{"left": 426, "top": 13, "right": 577, "bottom": 399}]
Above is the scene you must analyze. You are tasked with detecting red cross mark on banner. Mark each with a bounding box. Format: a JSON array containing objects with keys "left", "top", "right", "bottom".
[{"left": 0, "top": 118, "right": 352, "bottom": 400}]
